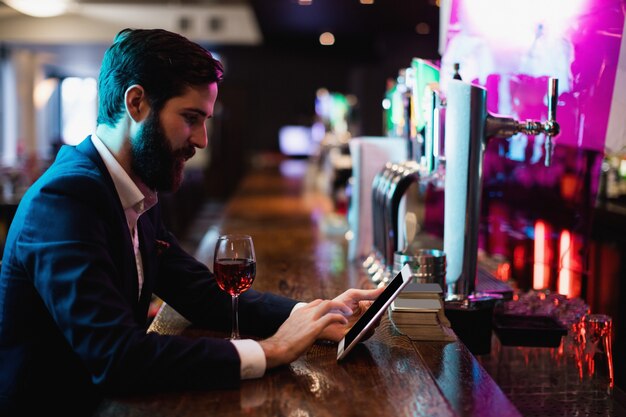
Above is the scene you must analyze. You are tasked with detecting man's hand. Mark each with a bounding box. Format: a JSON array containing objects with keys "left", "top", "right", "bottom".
[
  {"left": 318, "top": 287, "right": 384, "bottom": 342},
  {"left": 259, "top": 299, "right": 352, "bottom": 369}
]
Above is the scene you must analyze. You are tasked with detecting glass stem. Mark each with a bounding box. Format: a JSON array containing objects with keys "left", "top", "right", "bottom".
[{"left": 231, "top": 295, "right": 239, "bottom": 339}]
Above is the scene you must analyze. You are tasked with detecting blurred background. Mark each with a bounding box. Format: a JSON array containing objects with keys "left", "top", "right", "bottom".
[
  {"left": 0, "top": 0, "right": 441, "bottom": 241},
  {"left": 0, "top": 0, "right": 439, "bottom": 196}
]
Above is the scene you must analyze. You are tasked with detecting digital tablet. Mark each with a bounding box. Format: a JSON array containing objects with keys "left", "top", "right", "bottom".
[{"left": 337, "top": 264, "right": 413, "bottom": 360}]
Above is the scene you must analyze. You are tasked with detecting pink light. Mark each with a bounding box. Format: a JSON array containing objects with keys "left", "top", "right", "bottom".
[
  {"left": 558, "top": 229, "right": 572, "bottom": 296},
  {"left": 533, "top": 220, "right": 550, "bottom": 290},
  {"left": 461, "top": 0, "right": 588, "bottom": 49}
]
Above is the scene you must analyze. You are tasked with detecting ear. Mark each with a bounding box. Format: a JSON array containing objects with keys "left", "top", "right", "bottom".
[{"left": 124, "top": 84, "right": 149, "bottom": 122}]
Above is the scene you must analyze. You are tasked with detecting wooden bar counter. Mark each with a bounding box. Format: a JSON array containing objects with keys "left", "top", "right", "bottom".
[{"left": 94, "top": 158, "right": 521, "bottom": 417}]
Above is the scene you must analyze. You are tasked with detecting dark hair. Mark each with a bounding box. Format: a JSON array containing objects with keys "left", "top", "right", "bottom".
[{"left": 97, "top": 28, "right": 224, "bottom": 127}]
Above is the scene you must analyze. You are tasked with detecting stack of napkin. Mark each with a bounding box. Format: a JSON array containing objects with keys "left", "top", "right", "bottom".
[{"left": 389, "top": 282, "right": 456, "bottom": 342}]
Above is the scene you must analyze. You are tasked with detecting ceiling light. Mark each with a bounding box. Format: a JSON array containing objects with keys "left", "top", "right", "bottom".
[
  {"left": 319, "top": 32, "right": 335, "bottom": 46},
  {"left": 4, "top": 0, "right": 71, "bottom": 17},
  {"left": 298, "top": 0, "right": 313, "bottom": 5},
  {"left": 415, "top": 22, "right": 431, "bottom": 35},
  {"left": 360, "top": 0, "right": 375, "bottom": 4}
]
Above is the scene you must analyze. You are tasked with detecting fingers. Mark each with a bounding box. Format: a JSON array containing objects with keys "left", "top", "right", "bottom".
[
  {"left": 337, "top": 287, "right": 384, "bottom": 302},
  {"left": 302, "top": 299, "right": 350, "bottom": 313},
  {"left": 307, "top": 299, "right": 324, "bottom": 307},
  {"left": 303, "top": 289, "right": 384, "bottom": 322},
  {"left": 309, "top": 287, "right": 383, "bottom": 310},
  {"left": 312, "top": 299, "right": 352, "bottom": 318},
  {"left": 318, "top": 312, "right": 349, "bottom": 328}
]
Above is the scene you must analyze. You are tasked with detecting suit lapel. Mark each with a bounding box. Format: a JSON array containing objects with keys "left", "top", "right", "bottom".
[
  {"left": 75, "top": 137, "right": 144, "bottom": 313},
  {"left": 137, "top": 214, "right": 156, "bottom": 318},
  {"left": 76, "top": 136, "right": 117, "bottom": 194}
]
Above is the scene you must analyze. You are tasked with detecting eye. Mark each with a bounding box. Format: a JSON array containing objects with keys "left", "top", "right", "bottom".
[{"left": 183, "top": 113, "right": 200, "bottom": 125}]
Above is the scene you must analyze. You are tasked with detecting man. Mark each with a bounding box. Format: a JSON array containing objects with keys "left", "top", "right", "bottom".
[{"left": 0, "top": 29, "right": 382, "bottom": 415}]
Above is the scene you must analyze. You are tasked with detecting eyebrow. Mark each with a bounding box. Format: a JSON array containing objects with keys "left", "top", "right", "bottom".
[{"left": 182, "top": 108, "right": 210, "bottom": 118}]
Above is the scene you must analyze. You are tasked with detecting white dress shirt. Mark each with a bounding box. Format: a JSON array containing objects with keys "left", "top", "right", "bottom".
[{"left": 90, "top": 134, "right": 268, "bottom": 379}]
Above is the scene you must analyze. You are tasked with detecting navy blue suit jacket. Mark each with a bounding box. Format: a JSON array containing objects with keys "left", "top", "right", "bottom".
[{"left": 0, "top": 138, "right": 297, "bottom": 415}]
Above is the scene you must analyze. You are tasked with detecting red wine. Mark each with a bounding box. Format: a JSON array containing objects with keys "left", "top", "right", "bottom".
[{"left": 214, "top": 258, "right": 256, "bottom": 296}]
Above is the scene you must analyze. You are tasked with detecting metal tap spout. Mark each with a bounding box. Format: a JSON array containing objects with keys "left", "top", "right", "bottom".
[{"left": 486, "top": 78, "right": 560, "bottom": 166}]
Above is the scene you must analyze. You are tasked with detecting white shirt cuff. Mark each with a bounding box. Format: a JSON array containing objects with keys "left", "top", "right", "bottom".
[
  {"left": 232, "top": 303, "right": 307, "bottom": 379},
  {"left": 290, "top": 302, "right": 308, "bottom": 316},
  {"left": 231, "top": 339, "right": 266, "bottom": 379}
]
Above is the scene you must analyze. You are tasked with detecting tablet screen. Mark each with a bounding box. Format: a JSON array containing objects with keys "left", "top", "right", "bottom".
[{"left": 338, "top": 264, "right": 411, "bottom": 359}]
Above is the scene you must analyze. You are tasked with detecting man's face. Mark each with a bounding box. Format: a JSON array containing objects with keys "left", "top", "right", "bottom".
[{"left": 131, "top": 82, "right": 218, "bottom": 191}]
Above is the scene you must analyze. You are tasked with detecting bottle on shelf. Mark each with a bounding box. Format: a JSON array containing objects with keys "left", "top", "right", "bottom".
[{"left": 452, "top": 62, "right": 462, "bottom": 80}]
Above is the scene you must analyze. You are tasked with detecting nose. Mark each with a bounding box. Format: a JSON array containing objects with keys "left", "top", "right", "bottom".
[{"left": 190, "top": 123, "right": 208, "bottom": 149}]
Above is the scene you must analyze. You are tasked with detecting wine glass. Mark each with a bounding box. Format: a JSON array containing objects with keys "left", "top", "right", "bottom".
[{"left": 213, "top": 234, "right": 256, "bottom": 339}]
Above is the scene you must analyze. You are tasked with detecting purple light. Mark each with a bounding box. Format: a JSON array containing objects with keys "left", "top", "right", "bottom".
[{"left": 444, "top": 0, "right": 624, "bottom": 152}]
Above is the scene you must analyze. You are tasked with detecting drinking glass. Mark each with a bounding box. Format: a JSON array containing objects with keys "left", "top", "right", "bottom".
[
  {"left": 214, "top": 234, "right": 256, "bottom": 339},
  {"left": 581, "top": 314, "right": 614, "bottom": 396}
]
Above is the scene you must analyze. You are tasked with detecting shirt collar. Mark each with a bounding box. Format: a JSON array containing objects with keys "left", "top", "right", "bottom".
[{"left": 90, "top": 133, "right": 158, "bottom": 215}]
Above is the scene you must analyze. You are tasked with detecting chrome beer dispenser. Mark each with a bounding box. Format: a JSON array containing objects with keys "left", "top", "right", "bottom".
[{"left": 444, "top": 78, "right": 559, "bottom": 301}]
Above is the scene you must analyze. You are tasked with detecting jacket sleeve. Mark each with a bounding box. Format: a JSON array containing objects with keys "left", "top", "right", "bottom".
[
  {"left": 15, "top": 170, "right": 244, "bottom": 393},
  {"left": 147, "top": 204, "right": 299, "bottom": 338}
]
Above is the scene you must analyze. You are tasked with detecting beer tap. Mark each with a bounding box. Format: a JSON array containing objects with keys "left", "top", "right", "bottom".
[
  {"left": 440, "top": 77, "right": 561, "bottom": 354},
  {"left": 444, "top": 77, "right": 561, "bottom": 301},
  {"left": 485, "top": 78, "right": 560, "bottom": 166}
]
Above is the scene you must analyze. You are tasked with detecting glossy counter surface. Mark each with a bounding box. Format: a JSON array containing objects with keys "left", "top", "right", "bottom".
[{"left": 95, "top": 159, "right": 521, "bottom": 417}]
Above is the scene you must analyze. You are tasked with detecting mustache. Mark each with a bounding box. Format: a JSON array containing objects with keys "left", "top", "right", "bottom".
[{"left": 175, "top": 146, "right": 196, "bottom": 161}]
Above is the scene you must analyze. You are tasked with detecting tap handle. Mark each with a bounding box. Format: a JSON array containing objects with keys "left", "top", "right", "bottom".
[
  {"left": 544, "top": 77, "right": 559, "bottom": 167},
  {"left": 548, "top": 77, "right": 558, "bottom": 122}
]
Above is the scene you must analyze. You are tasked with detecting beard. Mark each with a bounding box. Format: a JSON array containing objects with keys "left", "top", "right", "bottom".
[{"left": 130, "top": 111, "right": 195, "bottom": 192}]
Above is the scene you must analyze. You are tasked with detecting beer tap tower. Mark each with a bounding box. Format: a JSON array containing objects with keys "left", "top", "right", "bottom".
[{"left": 444, "top": 77, "right": 560, "bottom": 300}]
